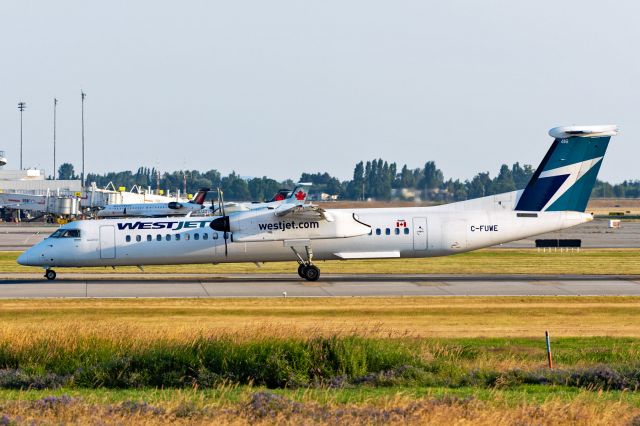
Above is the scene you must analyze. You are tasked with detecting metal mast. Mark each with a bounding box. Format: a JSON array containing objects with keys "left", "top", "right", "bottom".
[
  {"left": 53, "top": 98, "right": 58, "bottom": 179},
  {"left": 81, "top": 90, "right": 86, "bottom": 187},
  {"left": 18, "top": 102, "right": 26, "bottom": 170}
]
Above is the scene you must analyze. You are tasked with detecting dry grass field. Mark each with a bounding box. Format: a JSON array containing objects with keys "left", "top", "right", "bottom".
[
  {"left": 586, "top": 198, "right": 640, "bottom": 216},
  {"left": 0, "top": 297, "right": 639, "bottom": 424},
  {"left": 0, "top": 388, "right": 637, "bottom": 425},
  {"left": 1, "top": 296, "right": 639, "bottom": 339}
]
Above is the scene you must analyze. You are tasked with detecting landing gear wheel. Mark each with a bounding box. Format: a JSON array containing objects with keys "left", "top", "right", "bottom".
[
  {"left": 45, "top": 269, "right": 56, "bottom": 281},
  {"left": 303, "top": 265, "right": 320, "bottom": 282},
  {"left": 297, "top": 264, "right": 306, "bottom": 278}
]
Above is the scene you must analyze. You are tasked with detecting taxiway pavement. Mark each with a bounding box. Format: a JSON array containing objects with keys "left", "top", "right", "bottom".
[{"left": 0, "top": 273, "right": 639, "bottom": 298}]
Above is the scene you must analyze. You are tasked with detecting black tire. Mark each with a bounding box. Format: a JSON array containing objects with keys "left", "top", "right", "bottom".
[
  {"left": 304, "top": 265, "right": 320, "bottom": 282},
  {"left": 45, "top": 270, "right": 56, "bottom": 281},
  {"left": 297, "top": 264, "right": 306, "bottom": 278}
]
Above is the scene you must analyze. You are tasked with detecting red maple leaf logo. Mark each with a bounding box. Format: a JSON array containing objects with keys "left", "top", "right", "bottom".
[{"left": 295, "top": 190, "right": 306, "bottom": 201}]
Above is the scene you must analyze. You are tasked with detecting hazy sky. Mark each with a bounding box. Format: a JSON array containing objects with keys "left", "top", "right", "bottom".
[{"left": 0, "top": 1, "right": 637, "bottom": 183}]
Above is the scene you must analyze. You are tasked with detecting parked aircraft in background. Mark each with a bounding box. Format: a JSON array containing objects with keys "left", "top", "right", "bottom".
[
  {"left": 212, "top": 186, "right": 308, "bottom": 215},
  {"left": 19, "top": 125, "right": 617, "bottom": 282},
  {"left": 96, "top": 188, "right": 210, "bottom": 218}
]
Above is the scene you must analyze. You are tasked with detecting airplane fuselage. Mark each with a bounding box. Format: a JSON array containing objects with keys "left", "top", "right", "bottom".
[
  {"left": 18, "top": 203, "right": 591, "bottom": 268},
  {"left": 16, "top": 124, "right": 616, "bottom": 282},
  {"left": 96, "top": 202, "right": 205, "bottom": 218}
]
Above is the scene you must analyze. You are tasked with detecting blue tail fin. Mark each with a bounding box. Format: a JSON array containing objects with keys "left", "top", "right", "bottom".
[{"left": 515, "top": 125, "right": 618, "bottom": 212}]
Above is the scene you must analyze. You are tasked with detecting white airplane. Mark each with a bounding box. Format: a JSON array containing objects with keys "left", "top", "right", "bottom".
[
  {"left": 96, "top": 188, "right": 210, "bottom": 218},
  {"left": 18, "top": 125, "right": 617, "bottom": 282},
  {"left": 213, "top": 187, "right": 308, "bottom": 215}
]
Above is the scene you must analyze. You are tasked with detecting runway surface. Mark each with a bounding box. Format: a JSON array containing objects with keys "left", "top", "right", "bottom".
[{"left": 1, "top": 273, "right": 640, "bottom": 298}]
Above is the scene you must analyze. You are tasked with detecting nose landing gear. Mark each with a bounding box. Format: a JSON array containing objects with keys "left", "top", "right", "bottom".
[
  {"left": 44, "top": 269, "right": 56, "bottom": 281},
  {"left": 291, "top": 245, "right": 320, "bottom": 282}
]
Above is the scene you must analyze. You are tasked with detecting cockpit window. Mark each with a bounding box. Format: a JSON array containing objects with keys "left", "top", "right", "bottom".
[{"left": 49, "top": 229, "right": 81, "bottom": 238}]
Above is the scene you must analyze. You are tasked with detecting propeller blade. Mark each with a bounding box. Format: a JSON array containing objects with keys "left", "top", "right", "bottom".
[
  {"left": 214, "top": 188, "right": 229, "bottom": 257},
  {"left": 216, "top": 188, "right": 221, "bottom": 215},
  {"left": 221, "top": 190, "right": 228, "bottom": 256}
]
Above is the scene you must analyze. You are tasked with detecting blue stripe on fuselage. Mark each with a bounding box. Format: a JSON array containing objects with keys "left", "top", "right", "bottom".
[{"left": 116, "top": 220, "right": 211, "bottom": 231}]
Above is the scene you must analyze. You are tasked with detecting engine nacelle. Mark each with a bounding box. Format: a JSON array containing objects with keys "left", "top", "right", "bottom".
[
  {"left": 168, "top": 202, "right": 183, "bottom": 210},
  {"left": 210, "top": 208, "right": 370, "bottom": 242}
]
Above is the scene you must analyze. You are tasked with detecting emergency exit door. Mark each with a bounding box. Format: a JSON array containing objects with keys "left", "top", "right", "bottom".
[
  {"left": 413, "top": 217, "right": 427, "bottom": 250},
  {"left": 99, "top": 225, "right": 116, "bottom": 259}
]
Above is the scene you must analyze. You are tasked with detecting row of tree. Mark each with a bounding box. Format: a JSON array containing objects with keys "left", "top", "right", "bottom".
[{"left": 56, "top": 162, "right": 638, "bottom": 202}]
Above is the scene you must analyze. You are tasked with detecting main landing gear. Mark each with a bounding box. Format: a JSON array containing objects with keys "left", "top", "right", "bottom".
[
  {"left": 290, "top": 245, "right": 320, "bottom": 281},
  {"left": 44, "top": 269, "right": 56, "bottom": 281},
  {"left": 297, "top": 264, "right": 320, "bottom": 281}
]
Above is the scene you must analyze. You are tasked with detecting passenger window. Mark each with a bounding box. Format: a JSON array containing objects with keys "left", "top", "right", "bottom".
[
  {"left": 136, "top": 235, "right": 141, "bottom": 242},
  {"left": 375, "top": 228, "right": 381, "bottom": 236},
  {"left": 404, "top": 228, "right": 409, "bottom": 235},
  {"left": 175, "top": 234, "right": 181, "bottom": 241},
  {"left": 185, "top": 233, "right": 190, "bottom": 241},
  {"left": 147, "top": 235, "right": 152, "bottom": 242},
  {"left": 385, "top": 228, "right": 390, "bottom": 235},
  {"left": 194, "top": 233, "right": 200, "bottom": 241},
  {"left": 204, "top": 233, "right": 210, "bottom": 240},
  {"left": 395, "top": 228, "right": 400, "bottom": 235},
  {"left": 126, "top": 235, "right": 131, "bottom": 242},
  {"left": 156, "top": 234, "right": 162, "bottom": 242},
  {"left": 166, "top": 234, "right": 171, "bottom": 241}
]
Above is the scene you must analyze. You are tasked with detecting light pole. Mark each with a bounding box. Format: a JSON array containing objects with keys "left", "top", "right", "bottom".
[
  {"left": 183, "top": 171, "right": 187, "bottom": 197},
  {"left": 18, "top": 102, "right": 26, "bottom": 170},
  {"left": 53, "top": 98, "right": 58, "bottom": 179},
  {"left": 81, "top": 90, "right": 86, "bottom": 187}
]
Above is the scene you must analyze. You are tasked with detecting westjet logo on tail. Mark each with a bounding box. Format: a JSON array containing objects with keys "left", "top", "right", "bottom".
[
  {"left": 537, "top": 156, "right": 603, "bottom": 211},
  {"left": 117, "top": 220, "right": 211, "bottom": 231},
  {"left": 515, "top": 131, "right": 612, "bottom": 213}
]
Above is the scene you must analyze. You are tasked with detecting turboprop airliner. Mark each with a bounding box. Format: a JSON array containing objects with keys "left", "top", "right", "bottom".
[
  {"left": 18, "top": 125, "right": 617, "bottom": 282},
  {"left": 213, "top": 187, "right": 309, "bottom": 215},
  {"left": 96, "top": 188, "right": 210, "bottom": 218}
]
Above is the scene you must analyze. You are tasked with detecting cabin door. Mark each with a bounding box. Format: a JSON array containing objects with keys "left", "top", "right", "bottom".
[
  {"left": 413, "top": 217, "right": 428, "bottom": 250},
  {"left": 99, "top": 225, "right": 116, "bottom": 259}
]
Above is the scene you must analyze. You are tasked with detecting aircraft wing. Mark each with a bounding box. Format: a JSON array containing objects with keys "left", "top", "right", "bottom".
[
  {"left": 0, "top": 202, "right": 22, "bottom": 209},
  {"left": 272, "top": 203, "right": 334, "bottom": 222},
  {"left": 212, "top": 202, "right": 251, "bottom": 215}
]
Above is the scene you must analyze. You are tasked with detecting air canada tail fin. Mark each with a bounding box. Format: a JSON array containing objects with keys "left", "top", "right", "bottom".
[
  {"left": 190, "top": 188, "right": 210, "bottom": 205},
  {"left": 280, "top": 183, "right": 311, "bottom": 204},
  {"left": 285, "top": 185, "right": 308, "bottom": 204},
  {"left": 515, "top": 125, "right": 618, "bottom": 212},
  {"left": 268, "top": 189, "right": 292, "bottom": 202}
]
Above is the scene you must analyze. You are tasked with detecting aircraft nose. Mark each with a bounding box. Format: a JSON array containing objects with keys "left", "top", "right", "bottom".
[{"left": 17, "top": 250, "right": 32, "bottom": 266}]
